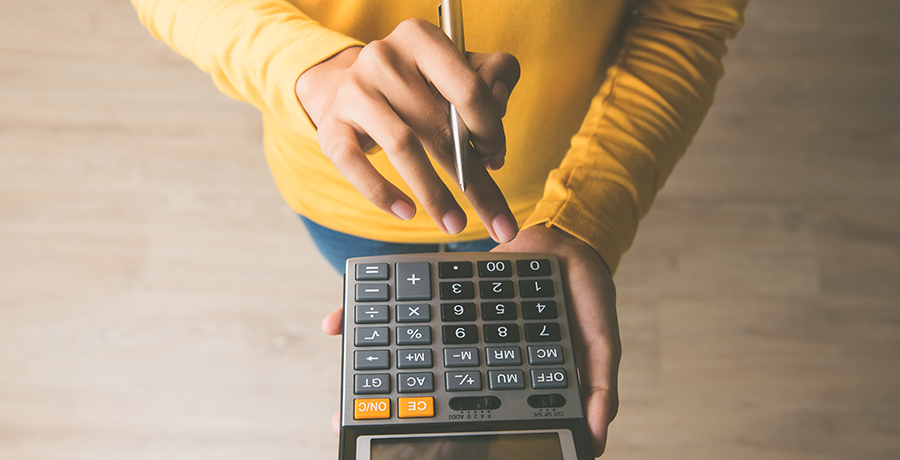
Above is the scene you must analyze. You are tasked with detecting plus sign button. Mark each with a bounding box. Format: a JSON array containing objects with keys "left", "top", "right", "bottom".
[{"left": 396, "top": 262, "right": 432, "bottom": 301}]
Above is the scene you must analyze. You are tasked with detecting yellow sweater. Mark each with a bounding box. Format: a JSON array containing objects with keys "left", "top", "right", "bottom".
[{"left": 132, "top": 0, "right": 746, "bottom": 273}]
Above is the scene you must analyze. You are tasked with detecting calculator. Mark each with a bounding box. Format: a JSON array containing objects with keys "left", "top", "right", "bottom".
[{"left": 339, "top": 253, "right": 594, "bottom": 460}]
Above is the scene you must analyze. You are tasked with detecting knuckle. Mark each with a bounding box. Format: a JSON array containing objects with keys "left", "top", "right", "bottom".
[
  {"left": 358, "top": 40, "right": 390, "bottom": 68},
  {"left": 363, "top": 180, "right": 394, "bottom": 206},
  {"left": 381, "top": 128, "right": 418, "bottom": 154},
  {"left": 395, "top": 17, "right": 432, "bottom": 37}
]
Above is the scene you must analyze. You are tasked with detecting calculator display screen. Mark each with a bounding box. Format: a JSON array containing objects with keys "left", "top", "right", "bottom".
[{"left": 370, "top": 432, "right": 564, "bottom": 460}]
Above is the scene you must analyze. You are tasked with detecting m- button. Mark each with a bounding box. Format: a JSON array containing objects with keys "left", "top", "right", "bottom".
[{"left": 396, "top": 262, "right": 432, "bottom": 301}]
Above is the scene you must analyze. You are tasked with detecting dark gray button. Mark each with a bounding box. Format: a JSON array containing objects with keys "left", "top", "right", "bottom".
[
  {"left": 355, "top": 305, "right": 389, "bottom": 324},
  {"left": 486, "top": 346, "right": 521, "bottom": 366},
  {"left": 444, "top": 347, "right": 479, "bottom": 367},
  {"left": 445, "top": 370, "right": 482, "bottom": 391},
  {"left": 354, "top": 373, "right": 390, "bottom": 394},
  {"left": 482, "top": 302, "right": 517, "bottom": 320},
  {"left": 524, "top": 322, "right": 561, "bottom": 342},
  {"left": 442, "top": 324, "right": 478, "bottom": 344},
  {"left": 477, "top": 260, "right": 512, "bottom": 277},
  {"left": 354, "top": 350, "right": 390, "bottom": 370},
  {"left": 527, "top": 345, "right": 564, "bottom": 365},
  {"left": 398, "top": 372, "right": 434, "bottom": 393},
  {"left": 396, "top": 262, "right": 432, "bottom": 301},
  {"left": 355, "top": 327, "right": 389, "bottom": 347},
  {"left": 480, "top": 280, "right": 515, "bottom": 299},
  {"left": 488, "top": 370, "right": 526, "bottom": 390},
  {"left": 530, "top": 368, "right": 568, "bottom": 389},
  {"left": 397, "top": 348, "right": 433, "bottom": 369},
  {"left": 396, "top": 325, "right": 432, "bottom": 345},
  {"left": 397, "top": 304, "right": 431, "bottom": 322},
  {"left": 356, "top": 263, "right": 389, "bottom": 280},
  {"left": 438, "top": 261, "right": 473, "bottom": 278},
  {"left": 519, "top": 279, "right": 555, "bottom": 298},
  {"left": 522, "top": 301, "right": 558, "bottom": 320},
  {"left": 439, "top": 281, "right": 475, "bottom": 300},
  {"left": 356, "top": 284, "right": 389, "bottom": 302},
  {"left": 516, "top": 259, "right": 552, "bottom": 277}
]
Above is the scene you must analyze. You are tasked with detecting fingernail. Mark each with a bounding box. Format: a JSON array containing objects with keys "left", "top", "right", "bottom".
[
  {"left": 491, "top": 214, "right": 518, "bottom": 243},
  {"left": 484, "top": 155, "right": 505, "bottom": 170},
  {"left": 442, "top": 209, "right": 466, "bottom": 235},
  {"left": 492, "top": 80, "right": 510, "bottom": 115},
  {"left": 391, "top": 200, "right": 415, "bottom": 221}
]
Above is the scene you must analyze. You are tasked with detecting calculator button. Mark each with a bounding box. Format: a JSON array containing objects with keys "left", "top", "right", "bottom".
[
  {"left": 396, "top": 326, "right": 432, "bottom": 346},
  {"left": 449, "top": 396, "right": 502, "bottom": 411},
  {"left": 521, "top": 301, "right": 558, "bottom": 320},
  {"left": 354, "top": 398, "right": 390, "bottom": 420},
  {"left": 443, "top": 347, "right": 479, "bottom": 367},
  {"left": 483, "top": 324, "right": 520, "bottom": 343},
  {"left": 354, "top": 373, "right": 391, "bottom": 394},
  {"left": 527, "top": 345, "right": 565, "bottom": 365},
  {"left": 516, "top": 259, "right": 552, "bottom": 277},
  {"left": 477, "top": 260, "right": 512, "bottom": 277},
  {"left": 398, "top": 396, "right": 434, "bottom": 418},
  {"left": 441, "top": 302, "right": 477, "bottom": 321},
  {"left": 355, "top": 305, "right": 389, "bottom": 324},
  {"left": 396, "top": 304, "right": 430, "bottom": 323},
  {"left": 439, "top": 281, "right": 475, "bottom": 300},
  {"left": 531, "top": 368, "right": 568, "bottom": 389},
  {"left": 356, "top": 263, "right": 389, "bottom": 280},
  {"left": 519, "top": 279, "right": 555, "bottom": 298},
  {"left": 397, "top": 373, "right": 434, "bottom": 393},
  {"left": 438, "top": 261, "right": 473, "bottom": 278},
  {"left": 442, "top": 325, "right": 478, "bottom": 344},
  {"left": 524, "top": 323, "right": 561, "bottom": 342},
  {"left": 356, "top": 284, "right": 390, "bottom": 302},
  {"left": 445, "top": 371, "right": 482, "bottom": 391},
  {"left": 396, "top": 262, "right": 432, "bottom": 301},
  {"left": 485, "top": 346, "right": 522, "bottom": 366},
  {"left": 354, "top": 350, "right": 390, "bottom": 370},
  {"left": 482, "top": 302, "right": 517, "bottom": 320},
  {"left": 488, "top": 370, "right": 526, "bottom": 390},
  {"left": 355, "top": 327, "right": 390, "bottom": 346},
  {"left": 527, "top": 393, "right": 567, "bottom": 408},
  {"left": 397, "top": 348, "right": 433, "bottom": 369},
  {"left": 479, "top": 280, "right": 515, "bottom": 299}
]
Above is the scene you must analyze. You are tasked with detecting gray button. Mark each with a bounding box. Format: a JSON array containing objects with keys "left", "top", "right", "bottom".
[
  {"left": 396, "top": 325, "right": 432, "bottom": 345},
  {"left": 356, "top": 263, "right": 389, "bottom": 280},
  {"left": 355, "top": 327, "right": 390, "bottom": 347},
  {"left": 398, "top": 372, "right": 434, "bottom": 393},
  {"left": 354, "top": 350, "right": 390, "bottom": 370},
  {"left": 396, "top": 262, "right": 432, "bottom": 301},
  {"left": 527, "top": 345, "right": 564, "bottom": 365},
  {"left": 354, "top": 373, "right": 390, "bottom": 394},
  {"left": 397, "top": 304, "right": 431, "bottom": 323},
  {"left": 486, "top": 346, "right": 522, "bottom": 366},
  {"left": 530, "top": 368, "right": 568, "bottom": 389},
  {"left": 444, "top": 347, "right": 479, "bottom": 367},
  {"left": 488, "top": 370, "right": 526, "bottom": 390},
  {"left": 397, "top": 348, "right": 433, "bottom": 369},
  {"left": 356, "top": 284, "right": 389, "bottom": 302},
  {"left": 355, "top": 305, "right": 389, "bottom": 324},
  {"left": 445, "top": 371, "right": 482, "bottom": 391}
]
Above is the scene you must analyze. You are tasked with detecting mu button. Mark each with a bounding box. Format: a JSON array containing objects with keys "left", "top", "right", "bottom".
[
  {"left": 398, "top": 397, "right": 434, "bottom": 418},
  {"left": 354, "top": 398, "right": 390, "bottom": 420}
]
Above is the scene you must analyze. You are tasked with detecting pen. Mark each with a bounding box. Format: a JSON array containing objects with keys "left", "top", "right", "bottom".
[{"left": 439, "top": 0, "right": 469, "bottom": 192}]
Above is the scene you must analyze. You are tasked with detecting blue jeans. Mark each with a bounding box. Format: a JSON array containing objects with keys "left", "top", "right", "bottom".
[{"left": 301, "top": 216, "right": 498, "bottom": 274}]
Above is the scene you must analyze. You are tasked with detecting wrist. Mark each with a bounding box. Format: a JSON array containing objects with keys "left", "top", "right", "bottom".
[{"left": 295, "top": 46, "right": 361, "bottom": 125}]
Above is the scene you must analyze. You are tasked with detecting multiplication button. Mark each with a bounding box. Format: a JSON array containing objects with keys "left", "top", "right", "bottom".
[
  {"left": 397, "top": 304, "right": 430, "bottom": 323},
  {"left": 445, "top": 371, "right": 482, "bottom": 391}
]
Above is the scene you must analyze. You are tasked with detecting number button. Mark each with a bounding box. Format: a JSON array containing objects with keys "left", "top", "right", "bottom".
[
  {"left": 438, "top": 261, "right": 473, "bottom": 278},
  {"left": 477, "top": 260, "right": 512, "bottom": 277},
  {"left": 481, "top": 302, "right": 517, "bottom": 320},
  {"left": 516, "top": 259, "right": 552, "bottom": 277},
  {"left": 483, "top": 324, "right": 520, "bottom": 343},
  {"left": 445, "top": 371, "right": 483, "bottom": 391},
  {"left": 480, "top": 280, "right": 514, "bottom": 299},
  {"left": 441, "top": 302, "right": 476, "bottom": 321},
  {"left": 522, "top": 300, "right": 558, "bottom": 320},
  {"left": 442, "top": 325, "right": 478, "bottom": 344},
  {"left": 439, "top": 281, "right": 475, "bottom": 300},
  {"left": 524, "top": 323, "right": 561, "bottom": 342},
  {"left": 396, "top": 326, "right": 432, "bottom": 345},
  {"left": 519, "top": 279, "right": 555, "bottom": 298}
]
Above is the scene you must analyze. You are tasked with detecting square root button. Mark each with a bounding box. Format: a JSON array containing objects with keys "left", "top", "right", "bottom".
[{"left": 396, "top": 262, "right": 432, "bottom": 301}]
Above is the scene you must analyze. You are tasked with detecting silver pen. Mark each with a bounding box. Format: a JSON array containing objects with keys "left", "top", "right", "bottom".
[{"left": 439, "top": 0, "right": 469, "bottom": 192}]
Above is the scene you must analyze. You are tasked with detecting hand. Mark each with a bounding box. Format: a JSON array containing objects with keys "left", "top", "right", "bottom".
[
  {"left": 493, "top": 225, "right": 620, "bottom": 455},
  {"left": 295, "top": 18, "right": 521, "bottom": 243}
]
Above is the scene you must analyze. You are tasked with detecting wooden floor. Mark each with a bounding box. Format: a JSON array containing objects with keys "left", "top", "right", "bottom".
[{"left": 1, "top": 0, "right": 898, "bottom": 458}]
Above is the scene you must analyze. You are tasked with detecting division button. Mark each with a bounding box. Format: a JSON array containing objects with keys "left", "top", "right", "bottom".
[
  {"left": 438, "top": 261, "right": 473, "bottom": 278},
  {"left": 488, "top": 370, "right": 526, "bottom": 390},
  {"left": 519, "top": 279, "right": 555, "bottom": 298},
  {"left": 445, "top": 370, "right": 482, "bottom": 391},
  {"left": 354, "top": 350, "right": 390, "bottom": 370},
  {"left": 480, "top": 280, "right": 515, "bottom": 299},
  {"left": 356, "top": 263, "right": 389, "bottom": 281},
  {"left": 444, "top": 347, "right": 479, "bottom": 367},
  {"left": 355, "top": 327, "right": 390, "bottom": 347},
  {"left": 398, "top": 396, "right": 434, "bottom": 418},
  {"left": 354, "top": 398, "right": 390, "bottom": 420},
  {"left": 397, "top": 304, "right": 431, "bottom": 323},
  {"left": 397, "top": 348, "right": 433, "bottom": 369},
  {"left": 516, "top": 259, "right": 552, "bottom": 277},
  {"left": 355, "top": 305, "right": 389, "bottom": 324},
  {"left": 396, "top": 325, "right": 432, "bottom": 345},
  {"left": 477, "top": 260, "right": 512, "bottom": 277},
  {"left": 396, "top": 262, "right": 432, "bottom": 301},
  {"left": 354, "top": 373, "right": 391, "bottom": 394},
  {"left": 527, "top": 345, "right": 565, "bottom": 365},
  {"left": 527, "top": 393, "right": 567, "bottom": 408},
  {"left": 524, "top": 322, "right": 561, "bottom": 342},
  {"left": 442, "top": 325, "right": 478, "bottom": 344},
  {"left": 486, "top": 346, "right": 522, "bottom": 366},
  {"left": 449, "top": 396, "right": 502, "bottom": 411},
  {"left": 355, "top": 284, "right": 390, "bottom": 302},
  {"left": 530, "top": 368, "right": 568, "bottom": 389},
  {"left": 522, "top": 301, "right": 558, "bottom": 320},
  {"left": 439, "top": 281, "right": 475, "bottom": 300},
  {"left": 398, "top": 372, "right": 435, "bottom": 393}
]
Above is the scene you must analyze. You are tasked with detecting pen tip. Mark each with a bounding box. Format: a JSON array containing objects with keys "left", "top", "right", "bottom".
[{"left": 459, "top": 181, "right": 468, "bottom": 192}]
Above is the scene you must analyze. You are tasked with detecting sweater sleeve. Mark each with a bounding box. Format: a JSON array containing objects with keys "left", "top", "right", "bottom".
[
  {"left": 523, "top": 0, "right": 748, "bottom": 274},
  {"left": 130, "top": 0, "right": 363, "bottom": 139}
]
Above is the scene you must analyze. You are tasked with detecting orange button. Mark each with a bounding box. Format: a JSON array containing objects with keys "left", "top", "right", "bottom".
[
  {"left": 398, "top": 397, "right": 434, "bottom": 418},
  {"left": 354, "top": 398, "right": 390, "bottom": 420}
]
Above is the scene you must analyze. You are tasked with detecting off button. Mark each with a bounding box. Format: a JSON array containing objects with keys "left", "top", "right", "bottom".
[{"left": 354, "top": 398, "right": 390, "bottom": 420}]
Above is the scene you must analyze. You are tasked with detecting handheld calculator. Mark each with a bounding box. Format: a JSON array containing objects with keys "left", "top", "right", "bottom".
[{"left": 339, "top": 253, "right": 594, "bottom": 460}]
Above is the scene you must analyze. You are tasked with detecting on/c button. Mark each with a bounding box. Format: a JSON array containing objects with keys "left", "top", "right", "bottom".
[
  {"left": 354, "top": 398, "right": 390, "bottom": 420},
  {"left": 398, "top": 396, "right": 434, "bottom": 418}
]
